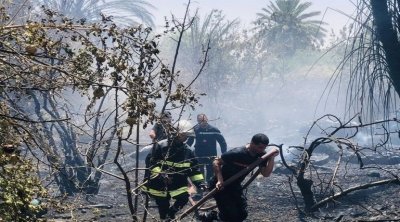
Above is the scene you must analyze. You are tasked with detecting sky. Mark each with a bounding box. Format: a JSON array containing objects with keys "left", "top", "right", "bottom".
[{"left": 146, "top": 0, "right": 357, "bottom": 34}]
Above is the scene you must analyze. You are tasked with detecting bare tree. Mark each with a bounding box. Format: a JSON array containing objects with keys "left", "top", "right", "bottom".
[{"left": 280, "top": 114, "right": 400, "bottom": 213}]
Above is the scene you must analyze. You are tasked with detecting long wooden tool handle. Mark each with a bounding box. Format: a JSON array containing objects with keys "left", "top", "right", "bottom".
[
  {"left": 178, "top": 148, "right": 279, "bottom": 220},
  {"left": 189, "top": 167, "right": 262, "bottom": 212},
  {"left": 242, "top": 167, "right": 262, "bottom": 190}
]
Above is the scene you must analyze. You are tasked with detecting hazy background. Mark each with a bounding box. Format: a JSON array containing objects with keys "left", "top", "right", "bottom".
[
  {"left": 147, "top": 0, "right": 356, "bottom": 35},
  {"left": 142, "top": 1, "right": 357, "bottom": 150}
]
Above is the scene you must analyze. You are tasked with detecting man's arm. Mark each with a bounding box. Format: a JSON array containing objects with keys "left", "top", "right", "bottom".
[
  {"left": 213, "top": 157, "right": 224, "bottom": 190},
  {"left": 146, "top": 143, "right": 162, "bottom": 166},
  {"left": 186, "top": 136, "right": 195, "bottom": 147},
  {"left": 215, "top": 129, "right": 227, "bottom": 153},
  {"left": 149, "top": 123, "right": 160, "bottom": 142},
  {"left": 260, "top": 148, "right": 279, "bottom": 177},
  {"left": 149, "top": 129, "right": 156, "bottom": 141}
]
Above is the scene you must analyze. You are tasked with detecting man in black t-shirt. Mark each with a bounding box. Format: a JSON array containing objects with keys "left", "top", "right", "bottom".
[{"left": 201, "top": 133, "right": 279, "bottom": 222}]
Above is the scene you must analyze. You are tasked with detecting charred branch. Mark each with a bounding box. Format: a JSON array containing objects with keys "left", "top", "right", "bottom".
[{"left": 310, "top": 178, "right": 400, "bottom": 211}]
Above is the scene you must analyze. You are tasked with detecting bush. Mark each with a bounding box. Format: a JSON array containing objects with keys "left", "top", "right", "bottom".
[{"left": 0, "top": 150, "right": 47, "bottom": 221}]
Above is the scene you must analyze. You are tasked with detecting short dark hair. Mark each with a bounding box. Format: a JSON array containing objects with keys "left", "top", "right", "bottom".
[
  {"left": 197, "top": 113, "right": 208, "bottom": 122},
  {"left": 251, "top": 133, "right": 269, "bottom": 145}
]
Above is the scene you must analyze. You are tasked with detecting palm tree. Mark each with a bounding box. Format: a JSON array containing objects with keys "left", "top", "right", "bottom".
[
  {"left": 178, "top": 10, "right": 240, "bottom": 113},
  {"left": 332, "top": 0, "right": 400, "bottom": 121},
  {"left": 37, "top": 0, "right": 155, "bottom": 26},
  {"left": 254, "top": 0, "right": 326, "bottom": 55}
]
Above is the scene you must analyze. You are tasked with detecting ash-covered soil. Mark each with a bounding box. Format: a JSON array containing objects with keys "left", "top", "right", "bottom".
[{"left": 43, "top": 158, "right": 400, "bottom": 222}]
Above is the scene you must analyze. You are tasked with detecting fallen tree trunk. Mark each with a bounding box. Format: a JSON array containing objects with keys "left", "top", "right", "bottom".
[{"left": 310, "top": 178, "right": 400, "bottom": 211}]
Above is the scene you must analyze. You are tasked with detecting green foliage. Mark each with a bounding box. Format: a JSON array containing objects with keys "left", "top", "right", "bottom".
[
  {"left": 1, "top": 1, "right": 202, "bottom": 198},
  {"left": 0, "top": 3, "right": 200, "bottom": 132},
  {"left": 0, "top": 152, "right": 47, "bottom": 221},
  {"left": 0, "top": 103, "right": 47, "bottom": 222}
]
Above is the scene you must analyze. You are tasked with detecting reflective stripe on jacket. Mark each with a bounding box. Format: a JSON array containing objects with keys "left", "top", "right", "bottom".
[
  {"left": 141, "top": 185, "right": 188, "bottom": 198},
  {"left": 142, "top": 139, "right": 204, "bottom": 197}
]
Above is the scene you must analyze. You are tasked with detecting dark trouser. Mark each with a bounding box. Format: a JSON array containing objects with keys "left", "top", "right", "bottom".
[
  {"left": 153, "top": 192, "right": 189, "bottom": 220},
  {"left": 197, "top": 156, "right": 214, "bottom": 181},
  {"left": 214, "top": 186, "right": 247, "bottom": 222}
]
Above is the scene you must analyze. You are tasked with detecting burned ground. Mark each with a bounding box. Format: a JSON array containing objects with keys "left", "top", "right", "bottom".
[{"left": 42, "top": 156, "right": 400, "bottom": 222}]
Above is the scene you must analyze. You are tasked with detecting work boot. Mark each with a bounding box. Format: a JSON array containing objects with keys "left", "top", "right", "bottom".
[
  {"left": 196, "top": 210, "right": 218, "bottom": 222},
  {"left": 167, "top": 206, "right": 178, "bottom": 220}
]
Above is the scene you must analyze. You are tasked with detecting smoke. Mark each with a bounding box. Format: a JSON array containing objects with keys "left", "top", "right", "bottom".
[{"left": 186, "top": 74, "right": 348, "bottom": 149}]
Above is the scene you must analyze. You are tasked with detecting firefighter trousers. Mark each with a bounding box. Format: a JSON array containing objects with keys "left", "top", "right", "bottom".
[
  {"left": 198, "top": 156, "right": 214, "bottom": 181},
  {"left": 153, "top": 192, "right": 189, "bottom": 220},
  {"left": 214, "top": 187, "right": 248, "bottom": 222}
]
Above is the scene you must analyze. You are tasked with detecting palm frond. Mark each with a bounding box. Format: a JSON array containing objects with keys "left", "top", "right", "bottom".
[{"left": 36, "top": 0, "right": 154, "bottom": 27}]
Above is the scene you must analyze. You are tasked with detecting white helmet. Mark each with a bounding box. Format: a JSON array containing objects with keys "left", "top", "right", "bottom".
[{"left": 174, "top": 120, "right": 195, "bottom": 137}]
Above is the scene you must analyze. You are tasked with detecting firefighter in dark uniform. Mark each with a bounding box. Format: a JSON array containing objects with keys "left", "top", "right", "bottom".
[
  {"left": 142, "top": 120, "right": 204, "bottom": 221},
  {"left": 187, "top": 114, "right": 227, "bottom": 181}
]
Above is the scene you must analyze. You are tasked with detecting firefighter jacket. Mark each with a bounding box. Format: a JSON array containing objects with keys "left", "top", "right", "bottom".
[
  {"left": 187, "top": 124, "right": 227, "bottom": 157},
  {"left": 142, "top": 139, "right": 204, "bottom": 198}
]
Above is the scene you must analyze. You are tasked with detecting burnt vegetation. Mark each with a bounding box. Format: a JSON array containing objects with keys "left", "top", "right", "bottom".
[
  {"left": 1, "top": 0, "right": 400, "bottom": 221},
  {"left": 279, "top": 114, "right": 400, "bottom": 215}
]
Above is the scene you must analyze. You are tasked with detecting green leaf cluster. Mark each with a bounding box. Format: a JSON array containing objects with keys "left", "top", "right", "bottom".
[{"left": 0, "top": 104, "right": 47, "bottom": 222}]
